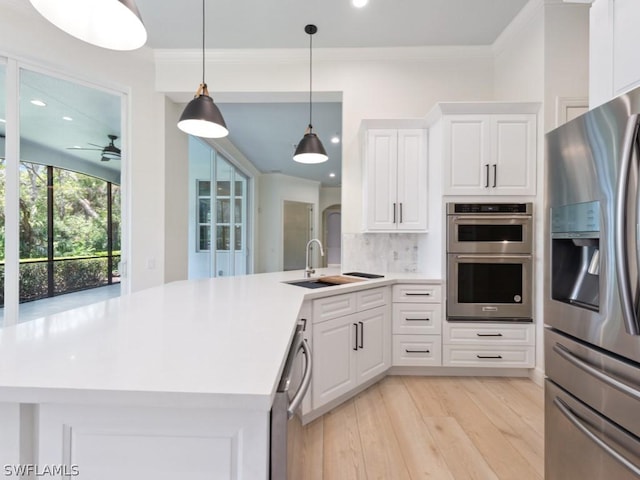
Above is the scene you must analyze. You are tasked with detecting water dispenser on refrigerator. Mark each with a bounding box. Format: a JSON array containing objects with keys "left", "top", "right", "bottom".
[{"left": 550, "top": 201, "right": 600, "bottom": 312}]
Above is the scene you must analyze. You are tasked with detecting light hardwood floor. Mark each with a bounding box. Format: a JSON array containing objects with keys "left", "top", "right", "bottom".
[{"left": 288, "top": 376, "right": 544, "bottom": 480}]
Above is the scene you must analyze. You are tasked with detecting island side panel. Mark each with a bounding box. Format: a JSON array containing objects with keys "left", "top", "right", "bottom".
[
  {"left": 36, "top": 404, "right": 269, "bottom": 480},
  {"left": 0, "top": 403, "right": 20, "bottom": 465}
]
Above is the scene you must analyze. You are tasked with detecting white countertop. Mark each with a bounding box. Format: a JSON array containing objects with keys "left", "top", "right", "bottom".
[{"left": 0, "top": 270, "right": 440, "bottom": 411}]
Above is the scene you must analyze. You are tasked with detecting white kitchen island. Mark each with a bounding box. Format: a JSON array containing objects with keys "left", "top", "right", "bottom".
[{"left": 0, "top": 269, "right": 434, "bottom": 479}]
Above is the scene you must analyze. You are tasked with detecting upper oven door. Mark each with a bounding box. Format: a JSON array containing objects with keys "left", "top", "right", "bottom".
[
  {"left": 447, "top": 214, "right": 533, "bottom": 254},
  {"left": 447, "top": 253, "right": 533, "bottom": 320}
]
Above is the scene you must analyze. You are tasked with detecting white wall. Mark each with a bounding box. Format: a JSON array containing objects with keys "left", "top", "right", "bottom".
[
  {"left": 257, "top": 173, "right": 320, "bottom": 273},
  {"left": 0, "top": 2, "right": 164, "bottom": 293}
]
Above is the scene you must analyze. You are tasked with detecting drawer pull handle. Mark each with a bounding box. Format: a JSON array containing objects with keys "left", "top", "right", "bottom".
[
  {"left": 406, "top": 318, "right": 429, "bottom": 322},
  {"left": 477, "top": 355, "right": 503, "bottom": 359},
  {"left": 406, "top": 349, "right": 430, "bottom": 354},
  {"left": 406, "top": 292, "right": 431, "bottom": 296},
  {"left": 476, "top": 333, "right": 503, "bottom": 337},
  {"left": 353, "top": 323, "right": 358, "bottom": 351}
]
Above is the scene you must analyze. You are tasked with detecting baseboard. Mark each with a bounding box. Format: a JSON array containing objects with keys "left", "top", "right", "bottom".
[{"left": 528, "top": 366, "right": 545, "bottom": 387}]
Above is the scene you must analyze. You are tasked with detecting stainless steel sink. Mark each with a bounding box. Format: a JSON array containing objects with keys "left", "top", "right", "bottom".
[
  {"left": 284, "top": 275, "right": 366, "bottom": 289},
  {"left": 284, "top": 279, "right": 338, "bottom": 289}
]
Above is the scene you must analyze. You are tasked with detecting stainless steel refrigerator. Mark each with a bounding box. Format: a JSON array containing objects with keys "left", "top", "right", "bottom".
[{"left": 545, "top": 89, "right": 640, "bottom": 479}]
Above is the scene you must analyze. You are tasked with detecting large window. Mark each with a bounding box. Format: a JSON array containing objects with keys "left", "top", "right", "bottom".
[
  {"left": 188, "top": 138, "right": 249, "bottom": 278},
  {"left": 0, "top": 66, "right": 124, "bottom": 326}
]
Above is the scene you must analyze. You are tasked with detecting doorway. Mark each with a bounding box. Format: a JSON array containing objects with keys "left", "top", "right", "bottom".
[
  {"left": 283, "top": 201, "right": 313, "bottom": 271},
  {"left": 323, "top": 205, "right": 341, "bottom": 267}
]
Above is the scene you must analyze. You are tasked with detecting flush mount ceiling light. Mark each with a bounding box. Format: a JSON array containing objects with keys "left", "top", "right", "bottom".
[
  {"left": 352, "top": 0, "right": 369, "bottom": 8},
  {"left": 29, "top": 0, "right": 147, "bottom": 51},
  {"left": 293, "top": 24, "right": 328, "bottom": 164},
  {"left": 177, "top": 0, "right": 228, "bottom": 139}
]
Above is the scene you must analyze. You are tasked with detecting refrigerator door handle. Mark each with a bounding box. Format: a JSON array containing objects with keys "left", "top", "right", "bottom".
[
  {"left": 554, "top": 397, "right": 640, "bottom": 477},
  {"left": 615, "top": 113, "right": 640, "bottom": 336},
  {"left": 553, "top": 343, "right": 640, "bottom": 401}
]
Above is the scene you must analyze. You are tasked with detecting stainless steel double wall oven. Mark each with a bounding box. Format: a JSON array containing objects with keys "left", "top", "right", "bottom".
[{"left": 447, "top": 203, "right": 533, "bottom": 321}]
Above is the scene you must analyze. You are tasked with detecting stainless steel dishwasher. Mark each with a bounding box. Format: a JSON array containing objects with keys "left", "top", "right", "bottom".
[{"left": 270, "top": 320, "right": 312, "bottom": 480}]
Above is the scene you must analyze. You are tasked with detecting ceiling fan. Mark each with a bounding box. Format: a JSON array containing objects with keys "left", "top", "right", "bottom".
[{"left": 68, "top": 134, "right": 121, "bottom": 162}]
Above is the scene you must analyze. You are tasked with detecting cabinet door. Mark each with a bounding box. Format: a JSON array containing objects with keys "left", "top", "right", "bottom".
[
  {"left": 355, "top": 306, "right": 390, "bottom": 385},
  {"left": 397, "top": 129, "right": 427, "bottom": 230},
  {"left": 443, "top": 115, "right": 492, "bottom": 195},
  {"left": 613, "top": 0, "right": 640, "bottom": 96},
  {"left": 491, "top": 114, "right": 537, "bottom": 195},
  {"left": 312, "top": 316, "right": 357, "bottom": 408},
  {"left": 365, "top": 129, "right": 398, "bottom": 230}
]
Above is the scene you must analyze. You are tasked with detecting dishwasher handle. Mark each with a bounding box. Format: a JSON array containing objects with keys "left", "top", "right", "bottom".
[{"left": 287, "top": 338, "right": 312, "bottom": 419}]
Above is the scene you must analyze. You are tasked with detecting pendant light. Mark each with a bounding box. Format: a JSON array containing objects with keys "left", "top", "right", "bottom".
[
  {"left": 29, "top": 0, "right": 147, "bottom": 51},
  {"left": 293, "top": 24, "right": 328, "bottom": 164},
  {"left": 177, "top": 0, "right": 228, "bottom": 139}
]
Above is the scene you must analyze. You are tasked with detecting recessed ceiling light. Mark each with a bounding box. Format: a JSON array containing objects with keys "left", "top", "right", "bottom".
[
  {"left": 30, "top": 99, "right": 46, "bottom": 107},
  {"left": 0, "top": 118, "right": 5, "bottom": 123},
  {"left": 352, "top": 0, "right": 369, "bottom": 7},
  {"left": 62, "top": 116, "right": 73, "bottom": 121},
  {"left": 331, "top": 135, "right": 340, "bottom": 144},
  {"left": 329, "top": 172, "right": 336, "bottom": 178}
]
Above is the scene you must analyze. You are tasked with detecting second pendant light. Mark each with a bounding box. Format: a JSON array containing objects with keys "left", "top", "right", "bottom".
[{"left": 293, "top": 24, "right": 328, "bottom": 164}]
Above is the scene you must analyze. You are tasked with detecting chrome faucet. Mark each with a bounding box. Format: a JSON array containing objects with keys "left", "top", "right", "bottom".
[{"left": 305, "top": 238, "right": 325, "bottom": 278}]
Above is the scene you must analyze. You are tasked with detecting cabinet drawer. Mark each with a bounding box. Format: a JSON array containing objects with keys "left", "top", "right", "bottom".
[
  {"left": 392, "top": 335, "right": 442, "bottom": 366},
  {"left": 392, "top": 284, "right": 441, "bottom": 303},
  {"left": 356, "top": 287, "right": 389, "bottom": 312},
  {"left": 392, "top": 303, "right": 441, "bottom": 335},
  {"left": 444, "top": 322, "right": 534, "bottom": 345},
  {"left": 443, "top": 345, "right": 535, "bottom": 368},
  {"left": 312, "top": 293, "right": 357, "bottom": 323}
]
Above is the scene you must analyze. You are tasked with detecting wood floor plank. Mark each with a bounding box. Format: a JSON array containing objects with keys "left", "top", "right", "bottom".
[
  {"left": 402, "top": 375, "right": 452, "bottom": 417},
  {"left": 377, "top": 376, "right": 455, "bottom": 480},
  {"left": 458, "top": 377, "right": 544, "bottom": 478},
  {"left": 353, "top": 385, "right": 412, "bottom": 480},
  {"left": 478, "top": 377, "right": 544, "bottom": 437},
  {"left": 322, "top": 400, "right": 367, "bottom": 479},
  {"left": 410, "top": 377, "right": 542, "bottom": 480},
  {"left": 423, "top": 416, "right": 500, "bottom": 480},
  {"left": 290, "top": 417, "right": 324, "bottom": 480},
  {"left": 508, "top": 377, "right": 544, "bottom": 410}
]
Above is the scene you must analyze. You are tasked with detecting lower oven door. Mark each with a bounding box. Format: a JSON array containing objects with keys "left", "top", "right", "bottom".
[{"left": 447, "top": 253, "right": 532, "bottom": 320}]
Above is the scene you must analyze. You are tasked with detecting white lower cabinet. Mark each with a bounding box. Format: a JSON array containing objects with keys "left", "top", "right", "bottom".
[
  {"left": 311, "top": 288, "right": 390, "bottom": 409},
  {"left": 443, "top": 322, "right": 535, "bottom": 368},
  {"left": 391, "top": 283, "right": 443, "bottom": 367}
]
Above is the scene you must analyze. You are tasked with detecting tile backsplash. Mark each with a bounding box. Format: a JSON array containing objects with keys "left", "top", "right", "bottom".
[{"left": 342, "top": 233, "right": 423, "bottom": 273}]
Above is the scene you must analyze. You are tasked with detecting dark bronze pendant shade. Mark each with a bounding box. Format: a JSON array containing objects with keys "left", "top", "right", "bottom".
[
  {"left": 177, "top": 0, "right": 229, "bottom": 139},
  {"left": 293, "top": 24, "right": 328, "bottom": 164},
  {"left": 294, "top": 128, "right": 328, "bottom": 164},
  {"left": 178, "top": 83, "right": 229, "bottom": 138},
  {"left": 29, "top": 0, "right": 147, "bottom": 51}
]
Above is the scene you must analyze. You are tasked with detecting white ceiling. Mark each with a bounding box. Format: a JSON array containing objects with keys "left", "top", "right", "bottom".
[
  {"left": 2, "top": 0, "right": 529, "bottom": 187},
  {"left": 135, "top": 0, "right": 529, "bottom": 49}
]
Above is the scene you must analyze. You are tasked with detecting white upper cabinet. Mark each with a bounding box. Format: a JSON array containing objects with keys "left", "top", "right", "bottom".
[
  {"left": 363, "top": 128, "right": 427, "bottom": 231},
  {"left": 428, "top": 103, "right": 539, "bottom": 196},
  {"left": 590, "top": 0, "right": 640, "bottom": 107}
]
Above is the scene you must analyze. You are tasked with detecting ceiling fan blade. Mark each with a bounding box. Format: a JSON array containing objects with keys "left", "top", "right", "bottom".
[
  {"left": 67, "top": 147, "right": 102, "bottom": 151},
  {"left": 87, "top": 143, "right": 105, "bottom": 148}
]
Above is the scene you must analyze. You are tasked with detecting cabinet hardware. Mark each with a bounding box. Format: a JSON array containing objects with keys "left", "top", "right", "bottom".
[
  {"left": 399, "top": 203, "right": 403, "bottom": 223},
  {"left": 406, "top": 292, "right": 431, "bottom": 296},
  {"left": 353, "top": 323, "right": 359, "bottom": 351},
  {"left": 406, "top": 349, "right": 430, "bottom": 354},
  {"left": 406, "top": 318, "right": 429, "bottom": 322},
  {"left": 492, "top": 164, "right": 497, "bottom": 188},
  {"left": 476, "top": 333, "right": 503, "bottom": 337},
  {"left": 393, "top": 203, "right": 397, "bottom": 224},
  {"left": 358, "top": 321, "right": 364, "bottom": 349},
  {"left": 485, "top": 164, "right": 490, "bottom": 188},
  {"left": 477, "top": 355, "right": 503, "bottom": 359},
  {"left": 300, "top": 318, "right": 308, "bottom": 331}
]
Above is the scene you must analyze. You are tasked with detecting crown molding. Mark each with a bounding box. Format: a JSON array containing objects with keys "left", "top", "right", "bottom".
[{"left": 154, "top": 45, "right": 493, "bottom": 66}]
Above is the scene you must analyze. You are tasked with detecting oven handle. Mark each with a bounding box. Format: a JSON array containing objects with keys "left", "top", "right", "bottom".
[
  {"left": 453, "top": 254, "right": 532, "bottom": 260},
  {"left": 450, "top": 215, "right": 532, "bottom": 221},
  {"left": 554, "top": 397, "right": 640, "bottom": 477},
  {"left": 287, "top": 338, "right": 312, "bottom": 419}
]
